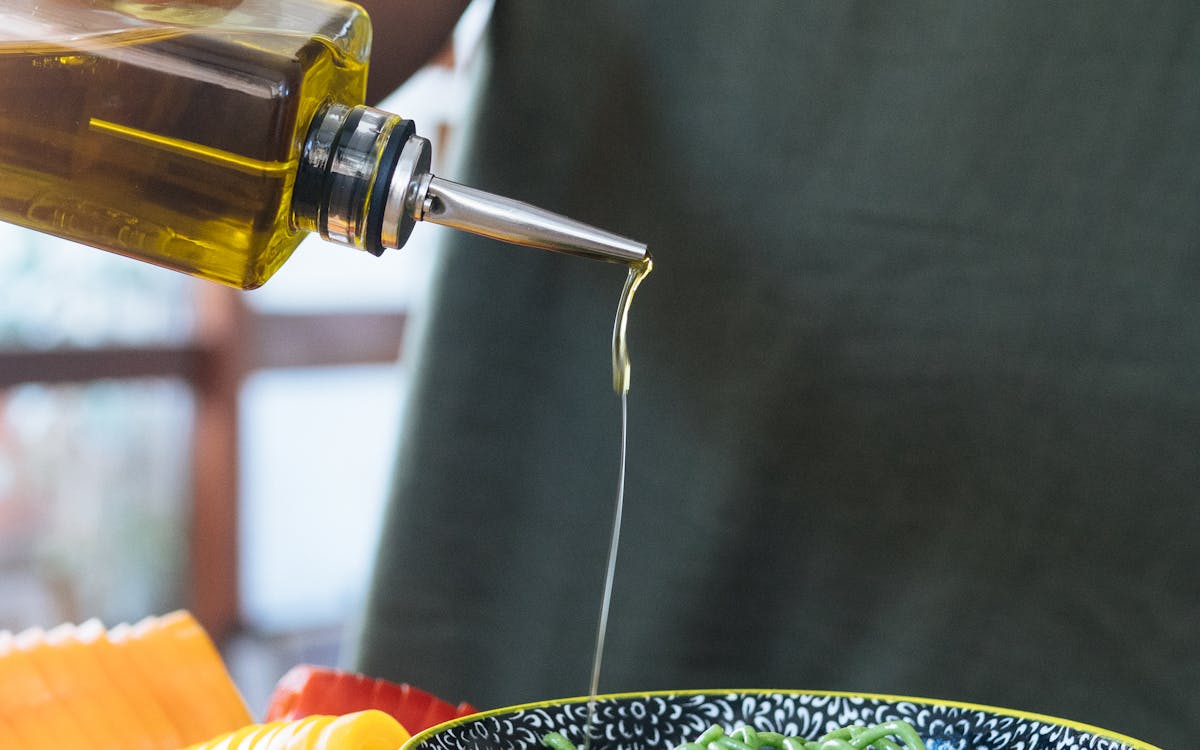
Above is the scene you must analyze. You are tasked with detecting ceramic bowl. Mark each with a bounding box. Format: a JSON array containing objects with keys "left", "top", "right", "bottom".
[{"left": 405, "top": 690, "right": 1159, "bottom": 750}]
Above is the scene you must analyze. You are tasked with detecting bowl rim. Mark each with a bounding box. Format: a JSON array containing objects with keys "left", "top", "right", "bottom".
[{"left": 401, "top": 688, "right": 1162, "bottom": 750}]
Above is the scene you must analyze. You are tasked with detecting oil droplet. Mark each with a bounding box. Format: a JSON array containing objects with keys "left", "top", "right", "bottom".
[{"left": 611, "top": 255, "right": 653, "bottom": 394}]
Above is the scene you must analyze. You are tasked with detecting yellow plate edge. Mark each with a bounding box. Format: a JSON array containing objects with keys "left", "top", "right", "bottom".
[{"left": 401, "top": 688, "right": 1162, "bottom": 750}]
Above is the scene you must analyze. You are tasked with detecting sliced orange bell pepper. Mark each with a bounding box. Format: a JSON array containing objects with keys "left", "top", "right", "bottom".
[
  {"left": 153, "top": 611, "right": 253, "bottom": 731},
  {"left": 109, "top": 611, "right": 251, "bottom": 745},
  {"left": 106, "top": 618, "right": 210, "bottom": 744},
  {"left": 0, "top": 629, "right": 93, "bottom": 749},
  {"left": 0, "top": 714, "right": 24, "bottom": 747},
  {"left": 75, "top": 618, "right": 184, "bottom": 750},
  {"left": 29, "top": 623, "right": 153, "bottom": 750}
]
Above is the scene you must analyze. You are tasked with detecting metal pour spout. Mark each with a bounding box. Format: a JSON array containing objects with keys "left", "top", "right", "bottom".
[
  {"left": 422, "top": 176, "right": 647, "bottom": 263},
  {"left": 381, "top": 135, "right": 648, "bottom": 265}
]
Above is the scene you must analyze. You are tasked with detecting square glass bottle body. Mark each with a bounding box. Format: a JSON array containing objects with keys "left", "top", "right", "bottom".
[{"left": 0, "top": 0, "right": 372, "bottom": 288}]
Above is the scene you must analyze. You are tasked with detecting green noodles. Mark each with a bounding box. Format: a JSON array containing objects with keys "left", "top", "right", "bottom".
[
  {"left": 543, "top": 733, "right": 583, "bottom": 750},
  {"left": 541, "top": 719, "right": 926, "bottom": 750}
]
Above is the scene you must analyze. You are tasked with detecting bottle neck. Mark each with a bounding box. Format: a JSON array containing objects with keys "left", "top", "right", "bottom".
[
  {"left": 292, "top": 103, "right": 429, "bottom": 256},
  {"left": 292, "top": 104, "right": 649, "bottom": 266}
]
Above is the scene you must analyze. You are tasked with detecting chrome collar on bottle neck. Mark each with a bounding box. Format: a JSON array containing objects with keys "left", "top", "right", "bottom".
[{"left": 294, "top": 103, "right": 647, "bottom": 265}]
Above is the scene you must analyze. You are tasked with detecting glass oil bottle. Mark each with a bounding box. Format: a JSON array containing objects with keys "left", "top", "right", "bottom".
[{"left": 0, "top": 0, "right": 646, "bottom": 289}]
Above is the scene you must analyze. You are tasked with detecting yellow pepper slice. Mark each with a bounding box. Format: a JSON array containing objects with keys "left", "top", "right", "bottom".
[
  {"left": 209, "top": 723, "right": 263, "bottom": 750},
  {"left": 263, "top": 718, "right": 307, "bottom": 750},
  {"left": 240, "top": 721, "right": 290, "bottom": 750},
  {"left": 314, "top": 710, "right": 411, "bottom": 750},
  {"left": 188, "top": 711, "right": 410, "bottom": 750},
  {"left": 287, "top": 715, "right": 338, "bottom": 750}
]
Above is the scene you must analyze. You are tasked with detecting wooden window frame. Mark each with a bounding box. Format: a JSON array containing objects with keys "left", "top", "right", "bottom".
[{"left": 0, "top": 284, "right": 406, "bottom": 641}]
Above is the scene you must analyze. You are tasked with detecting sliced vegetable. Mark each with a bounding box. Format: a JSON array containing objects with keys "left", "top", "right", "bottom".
[
  {"left": 107, "top": 618, "right": 216, "bottom": 743},
  {"left": 285, "top": 716, "right": 337, "bottom": 750},
  {"left": 208, "top": 723, "right": 263, "bottom": 750},
  {"left": 0, "top": 714, "right": 24, "bottom": 746},
  {"left": 1, "top": 610, "right": 466, "bottom": 750},
  {"left": 75, "top": 618, "right": 184, "bottom": 750},
  {"left": 316, "top": 710, "right": 412, "bottom": 750},
  {"left": 263, "top": 719, "right": 305, "bottom": 750},
  {"left": 186, "top": 712, "right": 408, "bottom": 750},
  {"left": 240, "top": 722, "right": 290, "bottom": 750},
  {"left": 265, "top": 664, "right": 476, "bottom": 732},
  {"left": 0, "top": 629, "right": 93, "bottom": 748},
  {"left": 109, "top": 611, "right": 251, "bottom": 744},
  {"left": 18, "top": 623, "right": 145, "bottom": 750},
  {"left": 1, "top": 611, "right": 248, "bottom": 750},
  {"left": 149, "top": 611, "right": 254, "bottom": 732}
]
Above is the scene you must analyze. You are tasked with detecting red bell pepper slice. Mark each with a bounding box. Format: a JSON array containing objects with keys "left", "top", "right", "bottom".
[{"left": 264, "top": 665, "right": 476, "bottom": 733}]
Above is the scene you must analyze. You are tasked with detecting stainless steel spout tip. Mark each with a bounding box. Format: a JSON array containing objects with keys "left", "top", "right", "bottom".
[
  {"left": 382, "top": 135, "right": 647, "bottom": 265},
  {"left": 419, "top": 176, "right": 648, "bottom": 264}
]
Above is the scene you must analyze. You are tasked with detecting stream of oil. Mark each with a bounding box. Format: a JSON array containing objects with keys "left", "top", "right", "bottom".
[{"left": 584, "top": 255, "right": 653, "bottom": 749}]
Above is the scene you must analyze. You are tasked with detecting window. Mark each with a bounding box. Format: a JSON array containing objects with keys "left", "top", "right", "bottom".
[{"left": 0, "top": 2, "right": 492, "bottom": 691}]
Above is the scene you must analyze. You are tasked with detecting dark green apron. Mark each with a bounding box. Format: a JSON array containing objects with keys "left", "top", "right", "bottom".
[{"left": 356, "top": 4, "right": 1200, "bottom": 746}]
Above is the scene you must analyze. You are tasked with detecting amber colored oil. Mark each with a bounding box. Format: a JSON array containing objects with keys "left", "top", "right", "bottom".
[
  {"left": 584, "top": 253, "right": 652, "bottom": 747},
  {"left": 0, "top": 1, "right": 371, "bottom": 288},
  {"left": 611, "top": 255, "right": 654, "bottom": 394}
]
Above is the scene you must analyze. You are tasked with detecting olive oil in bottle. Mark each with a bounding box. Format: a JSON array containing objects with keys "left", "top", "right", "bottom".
[
  {"left": 0, "top": 0, "right": 372, "bottom": 288},
  {"left": 0, "top": 0, "right": 649, "bottom": 288}
]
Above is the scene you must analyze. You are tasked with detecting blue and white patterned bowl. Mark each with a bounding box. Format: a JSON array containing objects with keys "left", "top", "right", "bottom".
[{"left": 404, "top": 690, "right": 1159, "bottom": 750}]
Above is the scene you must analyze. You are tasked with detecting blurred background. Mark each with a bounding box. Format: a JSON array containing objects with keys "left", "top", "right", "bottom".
[{"left": 0, "top": 0, "right": 492, "bottom": 717}]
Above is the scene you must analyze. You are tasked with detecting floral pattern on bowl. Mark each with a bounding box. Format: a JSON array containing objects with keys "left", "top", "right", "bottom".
[{"left": 406, "top": 691, "right": 1159, "bottom": 750}]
